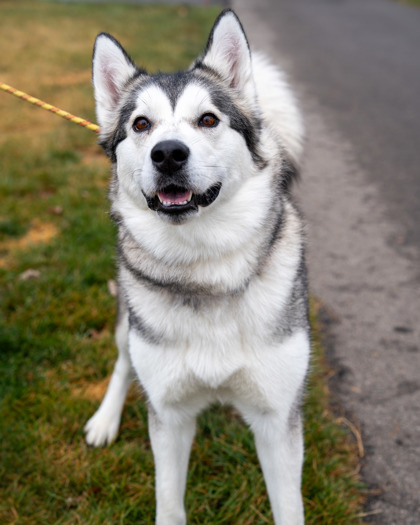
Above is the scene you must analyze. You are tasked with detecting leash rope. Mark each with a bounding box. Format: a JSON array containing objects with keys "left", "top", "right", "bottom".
[{"left": 0, "top": 82, "right": 100, "bottom": 133}]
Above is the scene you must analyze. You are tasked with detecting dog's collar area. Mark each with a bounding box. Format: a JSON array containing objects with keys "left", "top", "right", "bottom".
[{"left": 143, "top": 183, "right": 222, "bottom": 217}]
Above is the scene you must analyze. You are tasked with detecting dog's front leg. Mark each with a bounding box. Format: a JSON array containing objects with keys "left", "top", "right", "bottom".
[
  {"left": 253, "top": 415, "right": 305, "bottom": 525},
  {"left": 148, "top": 408, "right": 196, "bottom": 525},
  {"left": 85, "top": 309, "right": 133, "bottom": 446}
]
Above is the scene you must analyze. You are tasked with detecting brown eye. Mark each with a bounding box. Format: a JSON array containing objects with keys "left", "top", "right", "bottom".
[
  {"left": 133, "top": 117, "right": 151, "bottom": 132},
  {"left": 199, "top": 113, "right": 219, "bottom": 128}
]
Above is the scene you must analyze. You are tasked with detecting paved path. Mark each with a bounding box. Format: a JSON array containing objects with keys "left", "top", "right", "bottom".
[{"left": 232, "top": 0, "right": 420, "bottom": 523}]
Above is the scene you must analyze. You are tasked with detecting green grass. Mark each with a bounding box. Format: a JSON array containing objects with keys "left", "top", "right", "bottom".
[
  {"left": 0, "top": 1, "right": 364, "bottom": 523},
  {"left": 396, "top": 0, "right": 420, "bottom": 6}
]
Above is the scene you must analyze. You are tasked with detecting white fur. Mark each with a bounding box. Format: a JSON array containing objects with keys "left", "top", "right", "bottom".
[
  {"left": 252, "top": 52, "right": 305, "bottom": 166},
  {"left": 115, "top": 82, "right": 256, "bottom": 220},
  {"left": 85, "top": 10, "right": 308, "bottom": 525},
  {"left": 200, "top": 10, "right": 256, "bottom": 102},
  {"left": 92, "top": 34, "right": 137, "bottom": 131}
]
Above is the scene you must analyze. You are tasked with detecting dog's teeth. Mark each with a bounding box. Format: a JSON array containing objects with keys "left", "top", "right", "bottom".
[{"left": 158, "top": 191, "right": 193, "bottom": 206}]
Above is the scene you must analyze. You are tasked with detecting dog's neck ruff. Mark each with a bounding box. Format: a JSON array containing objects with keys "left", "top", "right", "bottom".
[{"left": 113, "top": 185, "right": 294, "bottom": 302}]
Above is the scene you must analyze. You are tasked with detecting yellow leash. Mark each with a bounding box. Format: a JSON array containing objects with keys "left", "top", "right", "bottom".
[{"left": 0, "top": 82, "right": 100, "bottom": 133}]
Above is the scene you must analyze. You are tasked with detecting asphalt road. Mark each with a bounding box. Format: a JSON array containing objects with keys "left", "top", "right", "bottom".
[{"left": 232, "top": 0, "right": 420, "bottom": 523}]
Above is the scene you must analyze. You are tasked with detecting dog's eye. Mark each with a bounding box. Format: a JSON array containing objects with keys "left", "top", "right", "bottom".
[
  {"left": 133, "top": 117, "right": 151, "bottom": 132},
  {"left": 199, "top": 113, "right": 219, "bottom": 128}
]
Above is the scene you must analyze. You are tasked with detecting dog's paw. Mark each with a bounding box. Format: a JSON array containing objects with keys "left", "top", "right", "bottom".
[{"left": 84, "top": 410, "right": 120, "bottom": 447}]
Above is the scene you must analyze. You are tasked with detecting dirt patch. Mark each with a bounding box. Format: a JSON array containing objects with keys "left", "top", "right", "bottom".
[
  {"left": 73, "top": 376, "right": 111, "bottom": 402},
  {"left": 0, "top": 219, "right": 58, "bottom": 268},
  {"left": 73, "top": 376, "right": 142, "bottom": 404}
]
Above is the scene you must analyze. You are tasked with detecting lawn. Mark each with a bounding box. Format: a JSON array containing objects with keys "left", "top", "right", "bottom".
[
  {"left": 398, "top": 0, "right": 420, "bottom": 6},
  {"left": 0, "top": 1, "right": 364, "bottom": 523}
]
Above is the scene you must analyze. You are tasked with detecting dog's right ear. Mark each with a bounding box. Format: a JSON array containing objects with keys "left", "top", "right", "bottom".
[
  {"left": 92, "top": 33, "right": 139, "bottom": 130},
  {"left": 197, "top": 10, "right": 255, "bottom": 101}
]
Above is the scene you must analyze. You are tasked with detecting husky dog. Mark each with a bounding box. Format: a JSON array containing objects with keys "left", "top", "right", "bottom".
[{"left": 84, "top": 8, "right": 309, "bottom": 525}]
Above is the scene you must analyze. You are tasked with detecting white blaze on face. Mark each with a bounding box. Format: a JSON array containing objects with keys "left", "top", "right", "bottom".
[{"left": 115, "top": 81, "right": 255, "bottom": 206}]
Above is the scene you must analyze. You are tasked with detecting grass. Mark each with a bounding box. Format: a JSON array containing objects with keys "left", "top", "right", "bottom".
[
  {"left": 0, "top": 1, "right": 364, "bottom": 523},
  {"left": 396, "top": 0, "right": 420, "bottom": 6}
]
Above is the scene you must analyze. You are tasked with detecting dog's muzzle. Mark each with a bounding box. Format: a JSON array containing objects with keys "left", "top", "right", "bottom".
[{"left": 143, "top": 140, "right": 222, "bottom": 219}]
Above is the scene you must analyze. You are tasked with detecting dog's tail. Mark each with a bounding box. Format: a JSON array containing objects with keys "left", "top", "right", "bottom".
[{"left": 252, "top": 52, "right": 305, "bottom": 168}]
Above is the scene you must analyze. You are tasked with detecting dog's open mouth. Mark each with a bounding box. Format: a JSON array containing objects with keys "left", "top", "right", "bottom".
[
  {"left": 143, "top": 183, "right": 222, "bottom": 217},
  {"left": 158, "top": 187, "right": 193, "bottom": 207}
]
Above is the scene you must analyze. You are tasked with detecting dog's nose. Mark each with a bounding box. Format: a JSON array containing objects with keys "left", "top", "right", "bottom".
[{"left": 151, "top": 140, "right": 190, "bottom": 173}]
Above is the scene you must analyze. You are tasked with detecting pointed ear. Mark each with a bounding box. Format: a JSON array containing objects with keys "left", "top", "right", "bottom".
[
  {"left": 200, "top": 10, "right": 255, "bottom": 97},
  {"left": 92, "top": 33, "right": 139, "bottom": 130}
]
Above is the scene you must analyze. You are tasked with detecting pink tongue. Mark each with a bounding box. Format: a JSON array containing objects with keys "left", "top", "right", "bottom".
[{"left": 158, "top": 189, "right": 191, "bottom": 205}]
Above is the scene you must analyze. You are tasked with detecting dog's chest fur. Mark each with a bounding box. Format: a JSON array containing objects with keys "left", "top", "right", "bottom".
[{"left": 117, "top": 198, "right": 307, "bottom": 408}]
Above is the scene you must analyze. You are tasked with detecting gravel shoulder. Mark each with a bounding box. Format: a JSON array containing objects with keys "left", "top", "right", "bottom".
[{"left": 233, "top": 0, "right": 420, "bottom": 522}]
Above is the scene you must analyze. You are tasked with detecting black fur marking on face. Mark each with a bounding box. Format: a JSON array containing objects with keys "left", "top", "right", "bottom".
[
  {"left": 206, "top": 84, "right": 265, "bottom": 168},
  {"left": 99, "top": 91, "right": 139, "bottom": 163},
  {"left": 124, "top": 72, "right": 197, "bottom": 113},
  {"left": 157, "top": 70, "right": 265, "bottom": 170},
  {"left": 101, "top": 64, "right": 266, "bottom": 169},
  {"left": 99, "top": 72, "right": 196, "bottom": 162},
  {"left": 188, "top": 67, "right": 266, "bottom": 167},
  {"left": 152, "top": 73, "right": 194, "bottom": 111}
]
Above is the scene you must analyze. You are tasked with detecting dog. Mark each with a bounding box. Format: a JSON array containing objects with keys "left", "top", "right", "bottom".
[{"left": 84, "top": 9, "right": 309, "bottom": 525}]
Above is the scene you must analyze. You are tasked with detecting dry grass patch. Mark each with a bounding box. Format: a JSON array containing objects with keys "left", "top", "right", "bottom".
[{"left": 0, "top": 220, "right": 59, "bottom": 268}]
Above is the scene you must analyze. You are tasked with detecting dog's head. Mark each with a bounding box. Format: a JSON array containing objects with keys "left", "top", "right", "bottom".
[{"left": 93, "top": 9, "right": 267, "bottom": 224}]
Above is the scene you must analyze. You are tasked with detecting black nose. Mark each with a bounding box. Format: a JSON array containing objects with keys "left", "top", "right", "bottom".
[{"left": 151, "top": 140, "right": 190, "bottom": 173}]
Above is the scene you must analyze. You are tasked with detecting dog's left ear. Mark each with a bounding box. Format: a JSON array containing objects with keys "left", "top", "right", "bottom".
[
  {"left": 92, "top": 33, "right": 139, "bottom": 131},
  {"left": 198, "top": 9, "right": 255, "bottom": 99}
]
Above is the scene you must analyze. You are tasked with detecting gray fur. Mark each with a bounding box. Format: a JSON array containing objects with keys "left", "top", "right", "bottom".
[
  {"left": 117, "top": 223, "right": 253, "bottom": 297},
  {"left": 86, "top": 11, "right": 310, "bottom": 524},
  {"left": 99, "top": 66, "right": 266, "bottom": 170},
  {"left": 272, "top": 257, "right": 310, "bottom": 342},
  {"left": 127, "top": 306, "right": 162, "bottom": 346}
]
